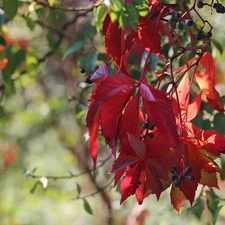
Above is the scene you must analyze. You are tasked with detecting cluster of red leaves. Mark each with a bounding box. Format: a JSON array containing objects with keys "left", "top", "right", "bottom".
[{"left": 86, "top": 0, "right": 225, "bottom": 211}]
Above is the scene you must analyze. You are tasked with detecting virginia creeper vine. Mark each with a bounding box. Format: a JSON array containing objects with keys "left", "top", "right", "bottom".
[{"left": 85, "top": 0, "right": 225, "bottom": 211}]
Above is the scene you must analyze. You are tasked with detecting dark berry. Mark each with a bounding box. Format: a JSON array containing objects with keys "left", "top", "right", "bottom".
[
  {"left": 195, "top": 33, "right": 202, "bottom": 40},
  {"left": 174, "top": 179, "right": 181, "bottom": 187},
  {"left": 212, "top": 3, "right": 218, "bottom": 9},
  {"left": 175, "top": 12, "right": 181, "bottom": 19},
  {"left": 216, "top": 4, "right": 223, "bottom": 13},
  {"left": 206, "top": 31, "right": 212, "bottom": 38},
  {"left": 177, "top": 22, "right": 184, "bottom": 30},
  {"left": 80, "top": 68, "right": 86, "bottom": 73},
  {"left": 142, "top": 123, "right": 148, "bottom": 129},
  {"left": 188, "top": 176, "right": 195, "bottom": 181},
  {"left": 85, "top": 77, "right": 93, "bottom": 84},
  {"left": 170, "top": 167, "right": 176, "bottom": 174},
  {"left": 201, "top": 33, "right": 206, "bottom": 39},
  {"left": 180, "top": 175, "right": 185, "bottom": 181},
  {"left": 197, "top": 1, "right": 204, "bottom": 8},
  {"left": 186, "top": 20, "right": 193, "bottom": 26},
  {"left": 148, "top": 133, "right": 154, "bottom": 138},
  {"left": 168, "top": 18, "right": 176, "bottom": 24},
  {"left": 171, "top": 175, "right": 177, "bottom": 181},
  {"left": 219, "top": 5, "right": 225, "bottom": 13},
  {"left": 184, "top": 166, "right": 192, "bottom": 175},
  {"left": 149, "top": 124, "right": 155, "bottom": 130}
]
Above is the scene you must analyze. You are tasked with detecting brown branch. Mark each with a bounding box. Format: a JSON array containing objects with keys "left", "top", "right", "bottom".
[
  {"left": 33, "top": 0, "right": 96, "bottom": 12},
  {"left": 25, "top": 154, "right": 112, "bottom": 180},
  {"left": 37, "top": 9, "right": 93, "bottom": 64},
  {"left": 71, "top": 178, "right": 114, "bottom": 200}
]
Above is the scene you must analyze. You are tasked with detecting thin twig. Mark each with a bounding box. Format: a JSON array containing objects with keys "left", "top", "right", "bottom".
[
  {"left": 33, "top": 0, "right": 96, "bottom": 12},
  {"left": 71, "top": 178, "right": 114, "bottom": 200},
  {"left": 25, "top": 154, "right": 112, "bottom": 180}
]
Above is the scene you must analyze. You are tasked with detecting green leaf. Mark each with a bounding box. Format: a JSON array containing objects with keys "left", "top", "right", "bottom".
[
  {"left": 3, "top": 0, "right": 18, "bottom": 20},
  {"left": 191, "top": 197, "right": 205, "bottom": 220},
  {"left": 47, "top": 31, "right": 58, "bottom": 50},
  {"left": 125, "top": 3, "right": 139, "bottom": 30},
  {"left": 62, "top": 40, "right": 86, "bottom": 60},
  {"left": 21, "top": 167, "right": 27, "bottom": 174},
  {"left": 213, "top": 113, "right": 225, "bottom": 135},
  {"left": 30, "top": 181, "right": 41, "bottom": 194},
  {"left": 211, "top": 39, "right": 223, "bottom": 55},
  {"left": 25, "top": 16, "right": 36, "bottom": 31},
  {"left": 79, "top": 51, "right": 97, "bottom": 71},
  {"left": 0, "top": 36, "right": 6, "bottom": 45},
  {"left": 206, "top": 189, "right": 224, "bottom": 225},
  {"left": 76, "top": 183, "right": 81, "bottom": 197},
  {"left": 221, "top": 158, "right": 225, "bottom": 181},
  {"left": 77, "top": 24, "right": 97, "bottom": 43},
  {"left": 32, "top": 167, "right": 38, "bottom": 173},
  {"left": 48, "top": 0, "right": 55, "bottom": 6},
  {"left": 76, "top": 109, "right": 86, "bottom": 126},
  {"left": 150, "top": 53, "right": 159, "bottom": 73},
  {"left": 2, "top": 45, "right": 26, "bottom": 95},
  {"left": 134, "top": 0, "right": 149, "bottom": 17},
  {"left": 83, "top": 199, "right": 93, "bottom": 215},
  {"left": 94, "top": 6, "right": 107, "bottom": 32},
  {"left": 0, "top": 106, "right": 6, "bottom": 119}
]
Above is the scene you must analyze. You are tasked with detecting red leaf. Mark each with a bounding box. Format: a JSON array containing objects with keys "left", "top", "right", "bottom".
[
  {"left": 157, "top": 21, "right": 174, "bottom": 45},
  {"left": 120, "top": 164, "right": 140, "bottom": 203},
  {"left": 142, "top": 87, "right": 183, "bottom": 155},
  {"left": 201, "top": 130, "right": 225, "bottom": 155},
  {"left": 146, "top": 159, "right": 170, "bottom": 182},
  {"left": 118, "top": 94, "right": 144, "bottom": 155},
  {"left": 186, "top": 123, "right": 225, "bottom": 156},
  {"left": 119, "top": 93, "right": 142, "bottom": 139},
  {"left": 200, "top": 170, "right": 219, "bottom": 188},
  {"left": 91, "top": 63, "right": 108, "bottom": 82},
  {"left": 135, "top": 168, "right": 146, "bottom": 204},
  {"left": 170, "top": 184, "right": 186, "bottom": 211},
  {"left": 104, "top": 17, "right": 128, "bottom": 74},
  {"left": 196, "top": 52, "right": 224, "bottom": 112},
  {"left": 187, "top": 92, "right": 202, "bottom": 121},
  {"left": 110, "top": 155, "right": 139, "bottom": 173},
  {"left": 128, "top": 133, "right": 146, "bottom": 158},
  {"left": 136, "top": 16, "right": 162, "bottom": 59},
  {"left": 139, "top": 83, "right": 156, "bottom": 102},
  {"left": 86, "top": 101, "right": 101, "bottom": 168},
  {"left": 145, "top": 162, "right": 164, "bottom": 199},
  {"left": 176, "top": 73, "right": 190, "bottom": 109},
  {"left": 100, "top": 88, "right": 134, "bottom": 156},
  {"left": 199, "top": 52, "right": 215, "bottom": 81},
  {"left": 94, "top": 75, "right": 136, "bottom": 101}
]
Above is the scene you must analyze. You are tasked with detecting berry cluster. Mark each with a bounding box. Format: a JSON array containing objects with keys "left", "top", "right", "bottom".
[
  {"left": 197, "top": 1, "right": 225, "bottom": 13},
  {"left": 80, "top": 68, "right": 93, "bottom": 84},
  {"left": 167, "top": 1, "right": 225, "bottom": 42},
  {"left": 142, "top": 122, "right": 155, "bottom": 138},
  {"left": 212, "top": 2, "right": 225, "bottom": 13},
  {"left": 168, "top": 12, "right": 193, "bottom": 31},
  {"left": 170, "top": 166, "right": 195, "bottom": 187}
]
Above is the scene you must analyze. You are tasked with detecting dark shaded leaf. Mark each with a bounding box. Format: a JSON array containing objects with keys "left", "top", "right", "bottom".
[
  {"left": 62, "top": 40, "right": 86, "bottom": 60},
  {"left": 83, "top": 199, "right": 93, "bottom": 215},
  {"left": 3, "top": 0, "right": 18, "bottom": 20}
]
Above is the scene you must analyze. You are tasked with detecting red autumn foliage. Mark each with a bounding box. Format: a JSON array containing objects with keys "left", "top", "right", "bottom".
[{"left": 86, "top": 0, "right": 225, "bottom": 211}]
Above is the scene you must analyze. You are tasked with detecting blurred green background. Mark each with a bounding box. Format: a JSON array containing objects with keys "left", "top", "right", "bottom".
[{"left": 0, "top": 1, "right": 225, "bottom": 225}]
